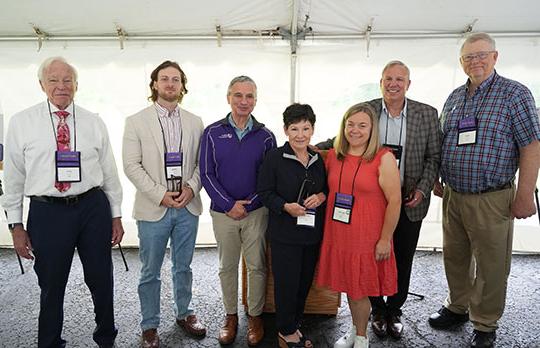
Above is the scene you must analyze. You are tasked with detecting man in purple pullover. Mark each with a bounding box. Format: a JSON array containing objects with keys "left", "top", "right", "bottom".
[{"left": 200, "top": 76, "right": 276, "bottom": 346}]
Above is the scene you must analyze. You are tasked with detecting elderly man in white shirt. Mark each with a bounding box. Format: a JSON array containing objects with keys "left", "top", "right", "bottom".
[{"left": 1, "top": 56, "right": 124, "bottom": 348}]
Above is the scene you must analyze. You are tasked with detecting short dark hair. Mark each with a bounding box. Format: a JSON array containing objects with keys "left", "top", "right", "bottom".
[
  {"left": 148, "top": 60, "right": 188, "bottom": 103},
  {"left": 283, "top": 103, "right": 316, "bottom": 128}
]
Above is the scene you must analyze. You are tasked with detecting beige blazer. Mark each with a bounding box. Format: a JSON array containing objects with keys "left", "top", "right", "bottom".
[{"left": 122, "top": 105, "right": 204, "bottom": 221}]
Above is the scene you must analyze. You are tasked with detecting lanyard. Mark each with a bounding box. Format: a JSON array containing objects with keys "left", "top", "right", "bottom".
[
  {"left": 47, "top": 100, "right": 77, "bottom": 151},
  {"left": 337, "top": 156, "right": 363, "bottom": 195},
  {"left": 156, "top": 108, "right": 182, "bottom": 153},
  {"left": 461, "top": 73, "right": 497, "bottom": 120},
  {"left": 383, "top": 111, "right": 404, "bottom": 146}
]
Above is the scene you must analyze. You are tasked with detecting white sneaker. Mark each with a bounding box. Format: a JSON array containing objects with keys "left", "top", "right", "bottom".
[
  {"left": 353, "top": 335, "right": 369, "bottom": 348},
  {"left": 334, "top": 325, "right": 356, "bottom": 348}
]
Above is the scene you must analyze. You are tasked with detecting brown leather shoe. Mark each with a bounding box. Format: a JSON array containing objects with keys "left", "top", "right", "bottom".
[
  {"left": 371, "top": 312, "right": 387, "bottom": 338},
  {"left": 247, "top": 315, "right": 264, "bottom": 346},
  {"left": 387, "top": 314, "right": 404, "bottom": 339},
  {"left": 218, "top": 314, "right": 238, "bottom": 345},
  {"left": 141, "top": 328, "right": 159, "bottom": 348},
  {"left": 176, "top": 314, "right": 207, "bottom": 338}
]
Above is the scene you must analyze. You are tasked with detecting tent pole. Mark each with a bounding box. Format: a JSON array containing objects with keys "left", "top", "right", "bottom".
[{"left": 290, "top": 53, "right": 297, "bottom": 104}]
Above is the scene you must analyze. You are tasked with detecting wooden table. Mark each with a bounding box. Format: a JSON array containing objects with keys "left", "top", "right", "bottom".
[{"left": 241, "top": 244, "right": 341, "bottom": 315}]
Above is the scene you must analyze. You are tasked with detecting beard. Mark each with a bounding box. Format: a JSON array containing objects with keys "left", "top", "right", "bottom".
[{"left": 158, "top": 90, "right": 180, "bottom": 103}]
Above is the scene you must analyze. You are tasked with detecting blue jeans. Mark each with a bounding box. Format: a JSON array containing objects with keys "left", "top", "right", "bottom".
[{"left": 137, "top": 208, "right": 199, "bottom": 330}]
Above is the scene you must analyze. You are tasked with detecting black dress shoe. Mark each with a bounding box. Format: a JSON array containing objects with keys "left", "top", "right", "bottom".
[
  {"left": 387, "top": 314, "right": 403, "bottom": 339},
  {"left": 371, "top": 312, "right": 387, "bottom": 337},
  {"left": 471, "top": 330, "right": 496, "bottom": 348},
  {"left": 428, "top": 306, "right": 469, "bottom": 329}
]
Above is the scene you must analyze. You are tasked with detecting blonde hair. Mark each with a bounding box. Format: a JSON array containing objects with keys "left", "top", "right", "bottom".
[{"left": 334, "top": 102, "right": 381, "bottom": 161}]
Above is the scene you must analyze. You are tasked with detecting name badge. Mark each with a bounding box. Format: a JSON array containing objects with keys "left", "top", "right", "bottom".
[
  {"left": 457, "top": 116, "right": 477, "bottom": 146},
  {"left": 297, "top": 209, "right": 316, "bottom": 227},
  {"left": 332, "top": 192, "right": 354, "bottom": 224},
  {"left": 383, "top": 143, "right": 403, "bottom": 168},
  {"left": 165, "top": 152, "right": 182, "bottom": 180},
  {"left": 56, "top": 151, "right": 81, "bottom": 182}
]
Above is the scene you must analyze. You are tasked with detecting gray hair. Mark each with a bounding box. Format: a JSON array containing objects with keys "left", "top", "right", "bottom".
[
  {"left": 38, "top": 56, "right": 78, "bottom": 82},
  {"left": 227, "top": 75, "right": 257, "bottom": 97},
  {"left": 461, "top": 32, "right": 496, "bottom": 54},
  {"left": 381, "top": 60, "right": 410, "bottom": 79}
]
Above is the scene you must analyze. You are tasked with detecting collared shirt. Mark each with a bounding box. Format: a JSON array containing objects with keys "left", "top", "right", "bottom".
[
  {"left": 228, "top": 114, "right": 253, "bottom": 140},
  {"left": 1, "top": 101, "right": 123, "bottom": 223},
  {"left": 440, "top": 71, "right": 540, "bottom": 193},
  {"left": 380, "top": 98, "right": 408, "bottom": 183},
  {"left": 154, "top": 102, "right": 182, "bottom": 152}
]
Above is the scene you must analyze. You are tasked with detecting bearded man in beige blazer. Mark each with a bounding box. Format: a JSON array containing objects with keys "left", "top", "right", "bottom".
[{"left": 122, "top": 61, "right": 205, "bottom": 348}]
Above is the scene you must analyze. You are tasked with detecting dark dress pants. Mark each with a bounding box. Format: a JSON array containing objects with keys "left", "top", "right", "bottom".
[
  {"left": 271, "top": 240, "right": 320, "bottom": 335},
  {"left": 27, "top": 189, "right": 117, "bottom": 348},
  {"left": 370, "top": 207, "right": 422, "bottom": 316}
]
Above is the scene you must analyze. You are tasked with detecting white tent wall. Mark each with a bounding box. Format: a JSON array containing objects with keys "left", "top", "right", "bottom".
[
  {"left": 0, "top": 35, "right": 539, "bottom": 251},
  {"left": 295, "top": 37, "right": 540, "bottom": 252},
  {"left": 0, "top": 39, "right": 291, "bottom": 247}
]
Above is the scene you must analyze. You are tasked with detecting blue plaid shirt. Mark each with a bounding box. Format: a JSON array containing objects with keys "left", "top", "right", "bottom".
[{"left": 440, "top": 71, "right": 540, "bottom": 193}]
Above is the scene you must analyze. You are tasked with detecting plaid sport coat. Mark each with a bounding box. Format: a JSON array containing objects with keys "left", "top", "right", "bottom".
[{"left": 316, "top": 98, "right": 441, "bottom": 222}]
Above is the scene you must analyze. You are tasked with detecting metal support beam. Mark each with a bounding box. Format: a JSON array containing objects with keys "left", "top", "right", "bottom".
[
  {"left": 31, "top": 24, "right": 47, "bottom": 52},
  {"left": 116, "top": 25, "right": 127, "bottom": 50},
  {"left": 365, "top": 18, "right": 374, "bottom": 57},
  {"left": 216, "top": 25, "right": 222, "bottom": 47},
  {"left": 1, "top": 30, "right": 537, "bottom": 43},
  {"left": 463, "top": 19, "right": 479, "bottom": 35},
  {"left": 289, "top": 0, "right": 301, "bottom": 103},
  {"left": 290, "top": 53, "right": 297, "bottom": 104}
]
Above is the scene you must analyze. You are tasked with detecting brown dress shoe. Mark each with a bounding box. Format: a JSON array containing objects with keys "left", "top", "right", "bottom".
[
  {"left": 387, "top": 314, "right": 404, "bottom": 339},
  {"left": 371, "top": 312, "right": 387, "bottom": 338},
  {"left": 177, "top": 314, "right": 207, "bottom": 338},
  {"left": 218, "top": 314, "right": 238, "bottom": 345},
  {"left": 247, "top": 315, "right": 264, "bottom": 346},
  {"left": 141, "top": 328, "right": 159, "bottom": 348}
]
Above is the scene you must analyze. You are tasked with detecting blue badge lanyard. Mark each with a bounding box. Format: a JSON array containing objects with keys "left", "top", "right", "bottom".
[
  {"left": 338, "top": 156, "right": 363, "bottom": 195},
  {"left": 47, "top": 100, "right": 77, "bottom": 151},
  {"left": 384, "top": 111, "right": 404, "bottom": 146},
  {"left": 461, "top": 73, "right": 497, "bottom": 121},
  {"left": 156, "top": 110, "right": 182, "bottom": 153}
]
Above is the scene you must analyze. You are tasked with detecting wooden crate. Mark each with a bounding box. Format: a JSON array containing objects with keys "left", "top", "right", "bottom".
[{"left": 242, "top": 244, "right": 341, "bottom": 315}]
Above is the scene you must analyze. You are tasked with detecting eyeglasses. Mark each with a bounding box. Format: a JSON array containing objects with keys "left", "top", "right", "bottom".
[{"left": 461, "top": 51, "right": 495, "bottom": 63}]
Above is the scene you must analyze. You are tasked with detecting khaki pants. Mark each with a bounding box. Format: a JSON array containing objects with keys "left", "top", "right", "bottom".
[
  {"left": 211, "top": 207, "right": 268, "bottom": 316},
  {"left": 442, "top": 185, "right": 514, "bottom": 332}
]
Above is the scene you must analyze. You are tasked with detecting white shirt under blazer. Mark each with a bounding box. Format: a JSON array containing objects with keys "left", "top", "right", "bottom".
[{"left": 122, "top": 105, "right": 204, "bottom": 221}]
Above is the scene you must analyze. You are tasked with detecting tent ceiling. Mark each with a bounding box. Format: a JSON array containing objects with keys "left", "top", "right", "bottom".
[{"left": 1, "top": 0, "right": 539, "bottom": 41}]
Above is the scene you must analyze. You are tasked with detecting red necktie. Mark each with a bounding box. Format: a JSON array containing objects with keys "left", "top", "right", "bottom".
[{"left": 55, "top": 110, "right": 71, "bottom": 192}]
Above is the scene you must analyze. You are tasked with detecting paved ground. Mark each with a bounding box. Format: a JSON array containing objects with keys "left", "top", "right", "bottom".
[{"left": 0, "top": 247, "right": 538, "bottom": 348}]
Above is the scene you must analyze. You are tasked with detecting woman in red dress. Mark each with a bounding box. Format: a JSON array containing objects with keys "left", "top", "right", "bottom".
[{"left": 317, "top": 103, "right": 401, "bottom": 348}]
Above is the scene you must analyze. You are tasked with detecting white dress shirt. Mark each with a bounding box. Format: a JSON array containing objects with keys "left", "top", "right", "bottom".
[
  {"left": 380, "top": 98, "right": 408, "bottom": 183},
  {"left": 1, "top": 101, "right": 123, "bottom": 223}
]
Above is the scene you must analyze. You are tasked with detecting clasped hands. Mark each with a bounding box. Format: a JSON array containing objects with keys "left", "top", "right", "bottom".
[
  {"left": 160, "top": 186, "right": 194, "bottom": 209},
  {"left": 284, "top": 193, "right": 326, "bottom": 217}
]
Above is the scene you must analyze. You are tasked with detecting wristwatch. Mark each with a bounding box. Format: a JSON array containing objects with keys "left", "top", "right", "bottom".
[{"left": 8, "top": 223, "right": 23, "bottom": 232}]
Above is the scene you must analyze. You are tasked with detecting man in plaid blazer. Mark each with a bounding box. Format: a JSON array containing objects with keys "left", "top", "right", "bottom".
[{"left": 316, "top": 60, "right": 441, "bottom": 342}]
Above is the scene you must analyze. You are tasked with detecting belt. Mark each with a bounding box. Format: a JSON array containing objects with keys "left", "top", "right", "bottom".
[
  {"left": 452, "top": 181, "right": 513, "bottom": 195},
  {"left": 30, "top": 187, "right": 101, "bottom": 206}
]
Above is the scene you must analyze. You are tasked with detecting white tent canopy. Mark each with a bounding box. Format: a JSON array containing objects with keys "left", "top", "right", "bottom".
[
  {"left": 2, "top": 0, "right": 540, "bottom": 38},
  {"left": 0, "top": 1, "right": 539, "bottom": 251}
]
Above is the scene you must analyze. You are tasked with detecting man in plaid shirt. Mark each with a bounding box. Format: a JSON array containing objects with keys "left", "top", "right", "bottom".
[{"left": 429, "top": 33, "right": 540, "bottom": 348}]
